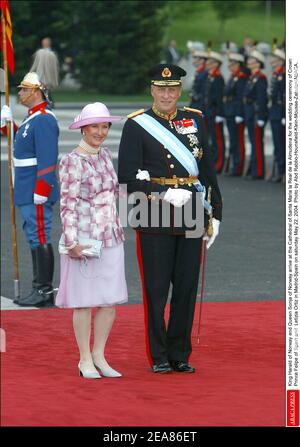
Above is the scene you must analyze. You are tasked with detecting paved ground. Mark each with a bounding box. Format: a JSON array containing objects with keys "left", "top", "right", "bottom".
[{"left": 1, "top": 103, "right": 285, "bottom": 308}]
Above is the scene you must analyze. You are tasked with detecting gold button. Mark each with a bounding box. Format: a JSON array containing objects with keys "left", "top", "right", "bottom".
[
  {"left": 179, "top": 178, "right": 184, "bottom": 182},
  {"left": 173, "top": 175, "right": 177, "bottom": 179},
  {"left": 167, "top": 154, "right": 171, "bottom": 159},
  {"left": 174, "top": 184, "right": 178, "bottom": 188},
  {"left": 188, "top": 183, "right": 192, "bottom": 187},
  {"left": 170, "top": 164, "right": 174, "bottom": 169}
]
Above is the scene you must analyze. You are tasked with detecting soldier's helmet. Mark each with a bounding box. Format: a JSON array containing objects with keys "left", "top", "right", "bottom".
[
  {"left": 17, "top": 72, "right": 51, "bottom": 104},
  {"left": 273, "top": 48, "right": 285, "bottom": 61},
  {"left": 248, "top": 50, "right": 266, "bottom": 68}
]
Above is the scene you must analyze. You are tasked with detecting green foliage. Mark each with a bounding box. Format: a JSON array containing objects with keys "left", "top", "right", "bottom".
[
  {"left": 212, "top": 0, "right": 243, "bottom": 21},
  {"left": 6, "top": 0, "right": 285, "bottom": 94},
  {"left": 166, "top": 1, "right": 285, "bottom": 53},
  {"left": 8, "top": 0, "right": 168, "bottom": 94},
  {"left": 73, "top": 1, "right": 168, "bottom": 94}
]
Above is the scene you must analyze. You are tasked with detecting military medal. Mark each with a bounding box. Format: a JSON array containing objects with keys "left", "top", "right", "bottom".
[
  {"left": 22, "top": 123, "right": 30, "bottom": 138},
  {"left": 192, "top": 147, "right": 203, "bottom": 159},
  {"left": 187, "top": 134, "right": 199, "bottom": 146},
  {"left": 192, "top": 147, "right": 200, "bottom": 158},
  {"left": 174, "top": 118, "right": 198, "bottom": 134}
]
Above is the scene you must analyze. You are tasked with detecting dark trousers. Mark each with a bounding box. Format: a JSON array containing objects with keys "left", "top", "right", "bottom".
[
  {"left": 19, "top": 203, "right": 53, "bottom": 249},
  {"left": 246, "top": 120, "right": 265, "bottom": 178},
  {"left": 226, "top": 118, "right": 245, "bottom": 175},
  {"left": 136, "top": 232, "right": 202, "bottom": 365},
  {"left": 270, "top": 120, "right": 285, "bottom": 175},
  {"left": 206, "top": 116, "right": 226, "bottom": 173}
]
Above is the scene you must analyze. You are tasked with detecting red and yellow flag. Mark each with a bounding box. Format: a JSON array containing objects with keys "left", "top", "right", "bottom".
[{"left": 0, "top": 0, "right": 14, "bottom": 74}]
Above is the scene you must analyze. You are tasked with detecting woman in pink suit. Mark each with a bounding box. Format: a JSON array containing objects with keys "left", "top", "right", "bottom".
[{"left": 56, "top": 103, "right": 128, "bottom": 379}]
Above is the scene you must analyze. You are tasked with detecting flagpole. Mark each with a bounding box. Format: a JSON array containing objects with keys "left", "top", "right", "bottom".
[{"left": 1, "top": 9, "right": 20, "bottom": 300}]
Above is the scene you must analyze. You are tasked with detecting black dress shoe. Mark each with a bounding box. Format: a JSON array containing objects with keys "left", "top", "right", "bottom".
[
  {"left": 171, "top": 361, "right": 195, "bottom": 373},
  {"left": 152, "top": 362, "right": 173, "bottom": 374}
]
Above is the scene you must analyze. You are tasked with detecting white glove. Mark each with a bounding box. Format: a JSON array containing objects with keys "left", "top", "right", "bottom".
[
  {"left": 164, "top": 188, "right": 192, "bottom": 208},
  {"left": 203, "top": 218, "right": 220, "bottom": 249},
  {"left": 281, "top": 118, "right": 285, "bottom": 126},
  {"left": 136, "top": 169, "right": 150, "bottom": 181},
  {"left": 235, "top": 116, "right": 244, "bottom": 124},
  {"left": 1, "top": 105, "right": 13, "bottom": 127},
  {"left": 34, "top": 193, "right": 47, "bottom": 205},
  {"left": 257, "top": 120, "right": 265, "bottom": 127},
  {"left": 215, "top": 115, "right": 224, "bottom": 123}
]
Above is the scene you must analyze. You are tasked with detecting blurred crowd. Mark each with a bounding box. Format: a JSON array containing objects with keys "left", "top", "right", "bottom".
[{"left": 164, "top": 38, "right": 286, "bottom": 183}]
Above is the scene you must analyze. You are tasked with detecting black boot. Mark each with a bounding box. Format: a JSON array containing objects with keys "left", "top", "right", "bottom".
[
  {"left": 13, "top": 249, "right": 37, "bottom": 304},
  {"left": 18, "top": 244, "right": 55, "bottom": 308}
]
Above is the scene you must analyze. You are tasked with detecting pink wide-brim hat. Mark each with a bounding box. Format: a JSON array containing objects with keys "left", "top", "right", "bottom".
[{"left": 69, "top": 102, "right": 123, "bottom": 129}]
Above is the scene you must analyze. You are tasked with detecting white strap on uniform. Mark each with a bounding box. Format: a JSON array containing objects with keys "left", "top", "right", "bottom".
[
  {"left": 18, "top": 109, "right": 57, "bottom": 130},
  {"left": 13, "top": 157, "right": 37, "bottom": 167}
]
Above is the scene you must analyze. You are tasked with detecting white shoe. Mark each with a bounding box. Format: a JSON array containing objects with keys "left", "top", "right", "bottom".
[
  {"left": 92, "top": 358, "right": 122, "bottom": 378},
  {"left": 78, "top": 362, "right": 101, "bottom": 379}
]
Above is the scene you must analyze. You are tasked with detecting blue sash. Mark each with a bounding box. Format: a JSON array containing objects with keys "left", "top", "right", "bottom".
[{"left": 132, "top": 113, "right": 212, "bottom": 213}]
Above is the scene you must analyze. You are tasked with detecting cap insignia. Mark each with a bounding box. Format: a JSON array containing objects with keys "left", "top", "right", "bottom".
[{"left": 162, "top": 67, "right": 172, "bottom": 78}]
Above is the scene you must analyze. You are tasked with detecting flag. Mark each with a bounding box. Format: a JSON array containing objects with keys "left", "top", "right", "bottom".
[{"left": 0, "top": 0, "right": 14, "bottom": 74}]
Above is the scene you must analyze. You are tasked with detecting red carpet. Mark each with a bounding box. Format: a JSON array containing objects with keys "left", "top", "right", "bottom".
[{"left": 1, "top": 300, "right": 285, "bottom": 426}]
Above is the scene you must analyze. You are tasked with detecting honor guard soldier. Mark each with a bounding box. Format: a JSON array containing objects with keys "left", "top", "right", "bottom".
[
  {"left": 118, "top": 64, "right": 222, "bottom": 374},
  {"left": 1, "top": 72, "right": 59, "bottom": 307},
  {"left": 268, "top": 48, "right": 286, "bottom": 183},
  {"left": 223, "top": 53, "right": 248, "bottom": 176},
  {"left": 203, "top": 51, "right": 226, "bottom": 173},
  {"left": 189, "top": 50, "right": 208, "bottom": 111},
  {"left": 243, "top": 50, "right": 268, "bottom": 179}
]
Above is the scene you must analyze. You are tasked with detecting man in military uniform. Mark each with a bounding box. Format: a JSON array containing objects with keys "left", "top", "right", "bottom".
[
  {"left": 243, "top": 50, "right": 268, "bottom": 179},
  {"left": 268, "top": 48, "right": 286, "bottom": 183},
  {"left": 203, "top": 51, "right": 226, "bottom": 173},
  {"left": 223, "top": 53, "right": 248, "bottom": 176},
  {"left": 118, "top": 64, "right": 222, "bottom": 374},
  {"left": 1, "top": 72, "right": 59, "bottom": 307},
  {"left": 189, "top": 50, "right": 208, "bottom": 111}
]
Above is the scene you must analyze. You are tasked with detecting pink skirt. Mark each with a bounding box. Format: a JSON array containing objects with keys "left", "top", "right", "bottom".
[{"left": 55, "top": 242, "right": 128, "bottom": 308}]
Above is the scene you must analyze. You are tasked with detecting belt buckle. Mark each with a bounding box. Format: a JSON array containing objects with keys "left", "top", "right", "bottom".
[{"left": 179, "top": 177, "right": 185, "bottom": 186}]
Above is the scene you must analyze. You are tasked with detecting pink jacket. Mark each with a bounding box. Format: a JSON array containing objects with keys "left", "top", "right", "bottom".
[{"left": 59, "top": 147, "right": 125, "bottom": 248}]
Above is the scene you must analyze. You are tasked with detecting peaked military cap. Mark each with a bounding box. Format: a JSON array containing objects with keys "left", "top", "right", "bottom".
[{"left": 149, "top": 64, "right": 186, "bottom": 86}]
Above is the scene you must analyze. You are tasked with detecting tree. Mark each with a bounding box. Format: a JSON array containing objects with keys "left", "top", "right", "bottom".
[
  {"left": 212, "top": 1, "right": 244, "bottom": 41},
  {"left": 8, "top": 0, "right": 168, "bottom": 94},
  {"left": 74, "top": 1, "right": 168, "bottom": 94}
]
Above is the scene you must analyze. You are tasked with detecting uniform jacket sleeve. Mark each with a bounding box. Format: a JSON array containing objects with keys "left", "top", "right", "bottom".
[
  {"left": 118, "top": 118, "right": 169, "bottom": 196},
  {"left": 59, "top": 154, "right": 81, "bottom": 247},
  {"left": 34, "top": 114, "right": 59, "bottom": 197},
  {"left": 213, "top": 76, "right": 225, "bottom": 116},
  {"left": 256, "top": 77, "right": 268, "bottom": 121},
  {"left": 1, "top": 121, "right": 18, "bottom": 136},
  {"left": 198, "top": 117, "right": 223, "bottom": 221},
  {"left": 236, "top": 78, "right": 247, "bottom": 117}
]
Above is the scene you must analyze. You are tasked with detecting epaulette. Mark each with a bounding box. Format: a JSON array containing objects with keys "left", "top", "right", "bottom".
[
  {"left": 183, "top": 106, "right": 203, "bottom": 116},
  {"left": 256, "top": 71, "right": 266, "bottom": 80},
  {"left": 127, "top": 109, "right": 145, "bottom": 119}
]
